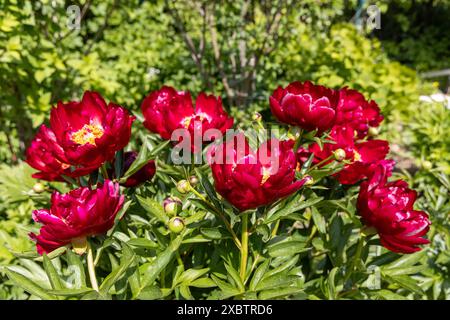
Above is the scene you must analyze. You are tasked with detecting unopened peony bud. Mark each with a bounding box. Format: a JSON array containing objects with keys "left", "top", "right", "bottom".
[
  {"left": 176, "top": 180, "right": 190, "bottom": 194},
  {"left": 33, "top": 183, "right": 46, "bottom": 194},
  {"left": 189, "top": 175, "right": 199, "bottom": 187},
  {"left": 252, "top": 112, "right": 262, "bottom": 121},
  {"left": 422, "top": 160, "right": 433, "bottom": 171},
  {"left": 163, "top": 197, "right": 182, "bottom": 216},
  {"left": 168, "top": 217, "right": 185, "bottom": 233},
  {"left": 333, "top": 149, "right": 346, "bottom": 162},
  {"left": 368, "top": 127, "right": 379, "bottom": 137},
  {"left": 303, "top": 175, "right": 314, "bottom": 186}
]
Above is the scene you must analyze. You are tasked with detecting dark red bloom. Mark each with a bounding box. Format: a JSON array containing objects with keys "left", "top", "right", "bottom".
[
  {"left": 336, "top": 88, "right": 383, "bottom": 138},
  {"left": 270, "top": 81, "right": 339, "bottom": 132},
  {"left": 26, "top": 92, "right": 135, "bottom": 181},
  {"left": 141, "top": 86, "right": 234, "bottom": 149},
  {"left": 297, "top": 125, "right": 390, "bottom": 184},
  {"left": 121, "top": 151, "right": 156, "bottom": 187},
  {"left": 209, "top": 135, "right": 310, "bottom": 211},
  {"left": 30, "top": 180, "right": 124, "bottom": 254},
  {"left": 357, "top": 163, "right": 430, "bottom": 254}
]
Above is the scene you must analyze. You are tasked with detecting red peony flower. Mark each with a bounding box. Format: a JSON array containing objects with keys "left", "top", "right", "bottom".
[
  {"left": 270, "top": 81, "right": 339, "bottom": 133},
  {"left": 209, "top": 135, "right": 310, "bottom": 211},
  {"left": 335, "top": 88, "right": 383, "bottom": 138},
  {"left": 141, "top": 86, "right": 234, "bottom": 149},
  {"left": 297, "top": 125, "right": 390, "bottom": 184},
  {"left": 357, "top": 162, "right": 430, "bottom": 253},
  {"left": 120, "top": 151, "right": 156, "bottom": 188},
  {"left": 26, "top": 91, "right": 135, "bottom": 181},
  {"left": 30, "top": 180, "right": 124, "bottom": 254}
]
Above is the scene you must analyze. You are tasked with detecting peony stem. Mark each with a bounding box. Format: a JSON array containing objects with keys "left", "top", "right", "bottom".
[
  {"left": 190, "top": 186, "right": 242, "bottom": 250},
  {"left": 344, "top": 234, "right": 365, "bottom": 284},
  {"left": 308, "top": 154, "right": 335, "bottom": 172},
  {"left": 239, "top": 213, "right": 249, "bottom": 282},
  {"left": 87, "top": 242, "right": 99, "bottom": 292},
  {"left": 100, "top": 163, "right": 109, "bottom": 180}
]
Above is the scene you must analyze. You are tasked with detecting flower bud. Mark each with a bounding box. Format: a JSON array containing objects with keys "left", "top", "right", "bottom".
[
  {"left": 32, "top": 183, "right": 46, "bottom": 194},
  {"left": 368, "top": 127, "right": 379, "bottom": 137},
  {"left": 163, "top": 197, "right": 182, "bottom": 216},
  {"left": 176, "top": 180, "right": 190, "bottom": 194},
  {"left": 333, "top": 148, "right": 346, "bottom": 162},
  {"left": 168, "top": 217, "right": 185, "bottom": 233},
  {"left": 303, "top": 175, "right": 314, "bottom": 186},
  {"left": 422, "top": 160, "right": 433, "bottom": 171},
  {"left": 189, "top": 175, "right": 199, "bottom": 187},
  {"left": 252, "top": 112, "right": 262, "bottom": 121}
]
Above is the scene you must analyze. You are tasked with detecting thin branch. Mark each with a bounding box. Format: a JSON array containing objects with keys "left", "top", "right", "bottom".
[
  {"left": 58, "top": 0, "right": 92, "bottom": 41},
  {"left": 165, "top": 0, "right": 212, "bottom": 90},
  {"left": 84, "top": 0, "right": 118, "bottom": 55},
  {"left": 206, "top": 2, "right": 234, "bottom": 100}
]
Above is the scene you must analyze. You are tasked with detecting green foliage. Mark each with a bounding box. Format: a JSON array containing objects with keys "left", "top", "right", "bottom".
[
  {"left": 374, "top": 0, "right": 450, "bottom": 73},
  {"left": 0, "top": 0, "right": 448, "bottom": 301}
]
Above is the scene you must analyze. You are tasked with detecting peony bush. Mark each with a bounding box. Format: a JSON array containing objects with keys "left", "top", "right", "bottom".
[{"left": 5, "top": 81, "right": 431, "bottom": 300}]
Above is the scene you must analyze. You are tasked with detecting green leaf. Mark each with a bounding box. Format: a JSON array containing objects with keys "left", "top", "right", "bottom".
[
  {"left": 136, "top": 195, "right": 169, "bottom": 224},
  {"left": 224, "top": 263, "right": 244, "bottom": 292},
  {"left": 383, "top": 265, "right": 428, "bottom": 276},
  {"left": 373, "top": 289, "right": 408, "bottom": 300},
  {"left": 43, "top": 254, "right": 63, "bottom": 290},
  {"left": 136, "top": 285, "right": 163, "bottom": 300},
  {"left": 265, "top": 256, "right": 299, "bottom": 278},
  {"left": 327, "top": 267, "right": 339, "bottom": 299},
  {"left": 211, "top": 274, "right": 241, "bottom": 299},
  {"left": 189, "top": 277, "right": 217, "bottom": 288},
  {"left": 33, "top": 247, "right": 67, "bottom": 261},
  {"left": 311, "top": 207, "right": 327, "bottom": 234},
  {"left": 383, "top": 274, "right": 424, "bottom": 295},
  {"left": 200, "top": 227, "right": 223, "bottom": 240},
  {"left": 265, "top": 195, "right": 323, "bottom": 225},
  {"left": 181, "top": 235, "right": 212, "bottom": 244},
  {"left": 137, "top": 235, "right": 183, "bottom": 297},
  {"left": 5, "top": 268, "right": 56, "bottom": 300},
  {"left": 194, "top": 168, "right": 221, "bottom": 209},
  {"left": 127, "top": 238, "right": 159, "bottom": 249},
  {"left": 179, "top": 285, "right": 193, "bottom": 300},
  {"left": 249, "top": 260, "right": 271, "bottom": 291},
  {"left": 267, "top": 240, "right": 310, "bottom": 258},
  {"left": 175, "top": 268, "right": 210, "bottom": 286},
  {"left": 383, "top": 250, "right": 427, "bottom": 270},
  {"left": 65, "top": 249, "right": 86, "bottom": 288},
  {"left": 48, "top": 288, "right": 94, "bottom": 296},
  {"left": 299, "top": 153, "right": 315, "bottom": 175},
  {"left": 99, "top": 244, "right": 136, "bottom": 295},
  {"left": 255, "top": 273, "right": 298, "bottom": 291},
  {"left": 259, "top": 287, "right": 306, "bottom": 300}
]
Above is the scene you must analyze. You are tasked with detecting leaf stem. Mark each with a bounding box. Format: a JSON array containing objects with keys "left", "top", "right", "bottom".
[
  {"left": 100, "top": 163, "right": 109, "bottom": 180},
  {"left": 344, "top": 234, "right": 365, "bottom": 283},
  {"left": 308, "top": 154, "right": 335, "bottom": 172},
  {"left": 190, "top": 186, "right": 242, "bottom": 249},
  {"left": 87, "top": 242, "right": 99, "bottom": 292},
  {"left": 239, "top": 213, "right": 249, "bottom": 282}
]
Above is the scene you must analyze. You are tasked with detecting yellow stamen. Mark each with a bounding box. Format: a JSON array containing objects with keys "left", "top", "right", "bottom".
[
  {"left": 182, "top": 114, "right": 207, "bottom": 129},
  {"left": 354, "top": 150, "right": 362, "bottom": 162},
  {"left": 261, "top": 167, "right": 271, "bottom": 185},
  {"left": 71, "top": 124, "right": 104, "bottom": 146},
  {"left": 182, "top": 117, "right": 192, "bottom": 129}
]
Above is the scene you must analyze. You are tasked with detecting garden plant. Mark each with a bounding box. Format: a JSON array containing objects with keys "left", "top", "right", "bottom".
[{"left": 0, "top": 0, "right": 448, "bottom": 301}]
